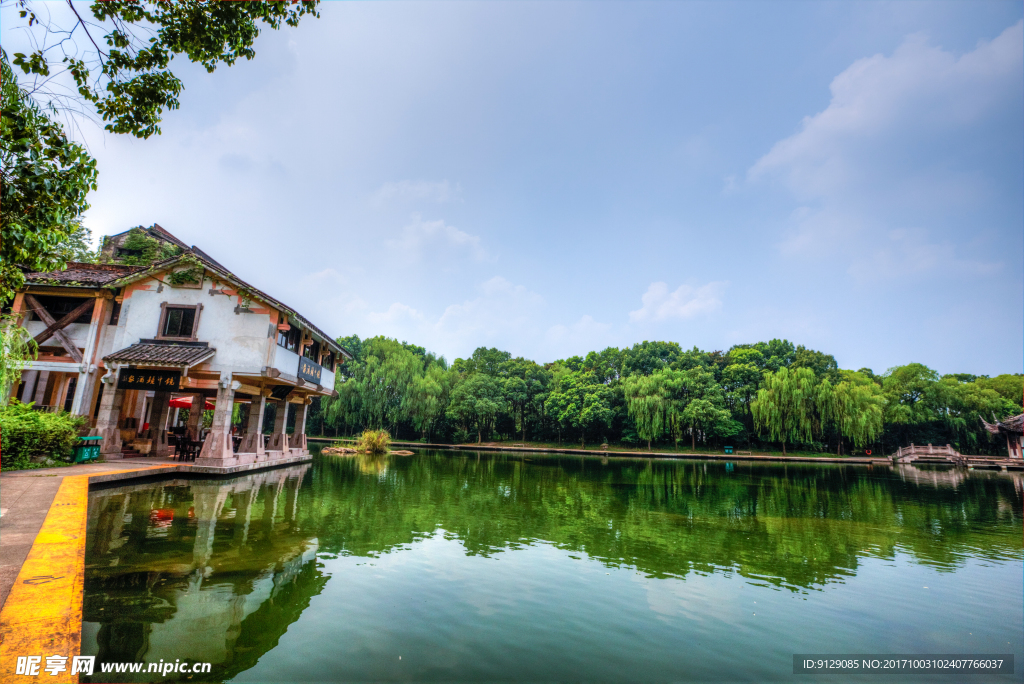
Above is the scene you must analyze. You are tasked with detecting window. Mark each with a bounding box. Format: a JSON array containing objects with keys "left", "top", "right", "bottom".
[
  {"left": 303, "top": 340, "right": 321, "bottom": 361},
  {"left": 277, "top": 325, "right": 300, "bottom": 352},
  {"left": 157, "top": 303, "right": 201, "bottom": 340},
  {"left": 163, "top": 307, "right": 195, "bottom": 337},
  {"left": 322, "top": 350, "right": 335, "bottom": 372}
]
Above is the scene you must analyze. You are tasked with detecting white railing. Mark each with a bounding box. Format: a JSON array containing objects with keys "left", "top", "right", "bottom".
[{"left": 894, "top": 443, "right": 967, "bottom": 466}]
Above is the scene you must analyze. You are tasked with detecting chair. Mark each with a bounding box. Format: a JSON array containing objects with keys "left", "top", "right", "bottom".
[{"left": 172, "top": 434, "right": 188, "bottom": 461}]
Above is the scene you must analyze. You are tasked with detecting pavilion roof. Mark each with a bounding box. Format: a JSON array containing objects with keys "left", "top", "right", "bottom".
[{"left": 980, "top": 413, "right": 1024, "bottom": 435}]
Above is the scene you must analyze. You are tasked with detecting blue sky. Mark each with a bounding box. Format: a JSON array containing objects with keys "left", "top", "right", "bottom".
[{"left": 8, "top": 2, "right": 1022, "bottom": 374}]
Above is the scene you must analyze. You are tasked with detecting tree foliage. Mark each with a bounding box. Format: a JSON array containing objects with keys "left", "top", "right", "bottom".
[
  {"left": 751, "top": 367, "right": 818, "bottom": 455},
  {"left": 319, "top": 334, "right": 1019, "bottom": 457},
  {"left": 0, "top": 400, "right": 86, "bottom": 469},
  {"left": 0, "top": 314, "right": 38, "bottom": 404},
  {"left": 545, "top": 370, "right": 612, "bottom": 447},
  {"left": 1, "top": 49, "right": 98, "bottom": 301},
  {"left": 2, "top": 1, "right": 319, "bottom": 303}
]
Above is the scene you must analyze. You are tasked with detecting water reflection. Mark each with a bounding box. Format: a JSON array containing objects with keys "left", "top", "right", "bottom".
[
  {"left": 307, "top": 452, "right": 1022, "bottom": 584},
  {"left": 81, "top": 451, "right": 1023, "bottom": 682},
  {"left": 82, "top": 464, "right": 321, "bottom": 682}
]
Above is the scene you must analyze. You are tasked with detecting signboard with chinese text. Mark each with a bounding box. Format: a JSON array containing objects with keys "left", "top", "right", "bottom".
[
  {"left": 117, "top": 368, "right": 182, "bottom": 391},
  {"left": 297, "top": 357, "right": 323, "bottom": 385}
]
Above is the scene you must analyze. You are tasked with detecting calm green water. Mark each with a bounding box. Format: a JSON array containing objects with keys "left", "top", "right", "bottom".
[{"left": 81, "top": 448, "right": 1023, "bottom": 682}]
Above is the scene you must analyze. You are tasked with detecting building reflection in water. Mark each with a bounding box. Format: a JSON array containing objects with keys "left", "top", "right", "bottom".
[{"left": 81, "top": 464, "right": 323, "bottom": 681}]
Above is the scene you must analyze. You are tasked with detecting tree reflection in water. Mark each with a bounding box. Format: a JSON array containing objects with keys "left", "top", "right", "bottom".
[{"left": 81, "top": 450, "right": 1023, "bottom": 682}]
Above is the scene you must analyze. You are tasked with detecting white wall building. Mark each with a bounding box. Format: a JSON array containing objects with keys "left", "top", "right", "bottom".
[{"left": 11, "top": 225, "right": 349, "bottom": 468}]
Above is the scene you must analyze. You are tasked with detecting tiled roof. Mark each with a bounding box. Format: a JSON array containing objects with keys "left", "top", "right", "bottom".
[
  {"left": 148, "top": 223, "right": 190, "bottom": 250},
  {"left": 21, "top": 226, "right": 350, "bottom": 360},
  {"left": 104, "top": 342, "right": 216, "bottom": 368},
  {"left": 981, "top": 413, "right": 1024, "bottom": 435},
  {"left": 110, "top": 252, "right": 350, "bottom": 358},
  {"left": 25, "top": 262, "right": 143, "bottom": 287}
]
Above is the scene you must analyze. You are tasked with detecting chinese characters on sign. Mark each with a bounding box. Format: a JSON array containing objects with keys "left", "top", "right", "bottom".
[
  {"left": 117, "top": 368, "right": 182, "bottom": 391},
  {"left": 297, "top": 357, "right": 322, "bottom": 385}
]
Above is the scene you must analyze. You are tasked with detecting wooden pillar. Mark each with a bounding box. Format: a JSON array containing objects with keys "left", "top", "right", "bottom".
[
  {"left": 195, "top": 378, "right": 238, "bottom": 467},
  {"left": 289, "top": 400, "right": 309, "bottom": 452},
  {"left": 246, "top": 396, "right": 266, "bottom": 435},
  {"left": 238, "top": 394, "right": 266, "bottom": 458},
  {"left": 71, "top": 296, "right": 109, "bottom": 416},
  {"left": 134, "top": 391, "right": 148, "bottom": 436},
  {"left": 273, "top": 400, "right": 288, "bottom": 434},
  {"left": 268, "top": 400, "right": 290, "bottom": 454},
  {"left": 186, "top": 394, "right": 203, "bottom": 440},
  {"left": 150, "top": 392, "right": 172, "bottom": 458},
  {"left": 32, "top": 370, "right": 51, "bottom": 406},
  {"left": 19, "top": 370, "right": 39, "bottom": 404},
  {"left": 95, "top": 369, "right": 125, "bottom": 459}
]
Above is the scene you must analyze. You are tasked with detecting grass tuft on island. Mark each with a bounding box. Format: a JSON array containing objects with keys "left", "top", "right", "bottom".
[{"left": 322, "top": 429, "right": 413, "bottom": 456}]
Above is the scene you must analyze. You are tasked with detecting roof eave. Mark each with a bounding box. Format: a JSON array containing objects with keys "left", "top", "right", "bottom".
[{"left": 107, "top": 252, "right": 346, "bottom": 356}]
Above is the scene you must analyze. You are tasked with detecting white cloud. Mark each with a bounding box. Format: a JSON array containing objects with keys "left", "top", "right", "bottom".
[
  {"left": 435, "top": 276, "right": 544, "bottom": 341},
  {"left": 316, "top": 277, "right": 546, "bottom": 359},
  {"left": 385, "top": 214, "right": 488, "bottom": 263},
  {"left": 372, "top": 179, "right": 461, "bottom": 205},
  {"left": 366, "top": 302, "right": 427, "bottom": 326},
  {"left": 544, "top": 315, "right": 613, "bottom": 357},
  {"left": 749, "top": 21, "right": 1023, "bottom": 197},
  {"left": 848, "top": 227, "right": 1000, "bottom": 281},
  {"left": 747, "top": 21, "right": 1022, "bottom": 281},
  {"left": 629, "top": 281, "right": 727, "bottom": 323}
]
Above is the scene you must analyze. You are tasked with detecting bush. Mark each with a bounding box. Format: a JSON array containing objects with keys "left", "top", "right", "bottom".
[
  {"left": 355, "top": 429, "right": 390, "bottom": 454},
  {"left": 0, "top": 401, "right": 86, "bottom": 470}
]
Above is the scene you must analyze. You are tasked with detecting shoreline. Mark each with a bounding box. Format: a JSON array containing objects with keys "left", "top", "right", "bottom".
[{"left": 307, "top": 437, "right": 1024, "bottom": 469}]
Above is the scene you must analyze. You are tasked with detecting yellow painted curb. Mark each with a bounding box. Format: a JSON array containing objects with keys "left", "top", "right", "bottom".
[{"left": 0, "top": 466, "right": 175, "bottom": 684}]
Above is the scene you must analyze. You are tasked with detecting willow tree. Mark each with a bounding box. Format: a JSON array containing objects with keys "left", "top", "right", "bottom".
[
  {"left": 0, "top": 315, "right": 37, "bottom": 404},
  {"left": 323, "top": 336, "right": 423, "bottom": 433},
  {"left": 622, "top": 372, "right": 669, "bottom": 450},
  {"left": 817, "top": 371, "right": 885, "bottom": 454},
  {"left": 404, "top": 364, "right": 448, "bottom": 442},
  {"left": 751, "top": 366, "right": 818, "bottom": 455},
  {"left": 663, "top": 367, "right": 733, "bottom": 450}
]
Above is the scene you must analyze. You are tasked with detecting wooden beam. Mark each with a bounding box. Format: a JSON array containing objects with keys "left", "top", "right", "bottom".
[
  {"left": 23, "top": 294, "right": 83, "bottom": 363},
  {"left": 32, "top": 298, "right": 94, "bottom": 346}
]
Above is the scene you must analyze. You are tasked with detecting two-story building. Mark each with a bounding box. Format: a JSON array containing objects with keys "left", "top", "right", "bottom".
[{"left": 9, "top": 224, "right": 349, "bottom": 469}]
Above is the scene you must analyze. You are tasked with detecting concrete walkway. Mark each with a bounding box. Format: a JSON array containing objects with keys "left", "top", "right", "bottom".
[{"left": 0, "top": 462, "right": 173, "bottom": 611}]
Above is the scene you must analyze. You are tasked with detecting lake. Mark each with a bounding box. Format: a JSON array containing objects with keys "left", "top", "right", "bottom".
[{"left": 81, "top": 447, "right": 1023, "bottom": 682}]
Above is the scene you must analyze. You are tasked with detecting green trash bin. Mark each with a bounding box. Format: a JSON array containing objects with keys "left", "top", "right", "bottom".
[
  {"left": 724, "top": 446, "right": 734, "bottom": 455},
  {"left": 74, "top": 436, "right": 103, "bottom": 463}
]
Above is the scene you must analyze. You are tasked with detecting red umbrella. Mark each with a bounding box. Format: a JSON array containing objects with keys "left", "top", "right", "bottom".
[{"left": 169, "top": 396, "right": 214, "bottom": 410}]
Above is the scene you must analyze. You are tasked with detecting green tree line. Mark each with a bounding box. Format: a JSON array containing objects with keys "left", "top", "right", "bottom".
[{"left": 315, "top": 336, "right": 1022, "bottom": 456}]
